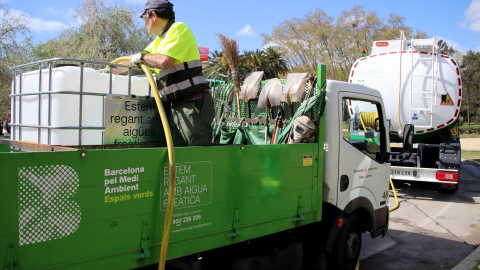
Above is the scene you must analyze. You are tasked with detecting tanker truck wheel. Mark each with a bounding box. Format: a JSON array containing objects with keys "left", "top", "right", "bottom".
[
  {"left": 440, "top": 183, "right": 458, "bottom": 194},
  {"left": 331, "top": 215, "right": 362, "bottom": 270}
]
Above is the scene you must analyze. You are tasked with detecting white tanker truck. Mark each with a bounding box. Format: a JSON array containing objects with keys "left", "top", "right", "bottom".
[{"left": 349, "top": 36, "right": 461, "bottom": 192}]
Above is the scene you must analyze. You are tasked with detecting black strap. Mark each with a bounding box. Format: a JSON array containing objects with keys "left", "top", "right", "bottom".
[{"left": 184, "top": 62, "right": 195, "bottom": 86}]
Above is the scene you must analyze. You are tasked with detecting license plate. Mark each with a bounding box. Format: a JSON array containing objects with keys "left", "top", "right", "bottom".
[{"left": 391, "top": 169, "right": 414, "bottom": 176}]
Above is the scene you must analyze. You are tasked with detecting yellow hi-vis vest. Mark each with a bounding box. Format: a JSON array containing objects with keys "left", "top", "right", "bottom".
[{"left": 144, "top": 21, "right": 208, "bottom": 102}]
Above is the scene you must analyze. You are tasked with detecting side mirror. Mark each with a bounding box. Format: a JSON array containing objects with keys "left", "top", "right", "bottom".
[
  {"left": 385, "top": 124, "right": 414, "bottom": 163},
  {"left": 403, "top": 124, "right": 414, "bottom": 152}
]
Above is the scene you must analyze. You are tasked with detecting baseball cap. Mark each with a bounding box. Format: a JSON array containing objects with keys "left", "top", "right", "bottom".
[{"left": 139, "top": 0, "right": 174, "bottom": 18}]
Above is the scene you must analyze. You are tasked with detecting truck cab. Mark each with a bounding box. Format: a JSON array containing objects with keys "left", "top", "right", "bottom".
[{"left": 323, "top": 81, "right": 390, "bottom": 239}]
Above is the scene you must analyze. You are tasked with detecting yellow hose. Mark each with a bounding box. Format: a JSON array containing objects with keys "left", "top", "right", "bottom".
[
  {"left": 359, "top": 112, "right": 378, "bottom": 130},
  {"left": 358, "top": 112, "right": 399, "bottom": 212},
  {"left": 109, "top": 57, "right": 176, "bottom": 270},
  {"left": 359, "top": 112, "right": 378, "bottom": 143},
  {"left": 389, "top": 178, "right": 399, "bottom": 212}
]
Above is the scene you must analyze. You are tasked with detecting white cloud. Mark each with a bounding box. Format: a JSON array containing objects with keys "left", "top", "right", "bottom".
[
  {"left": 262, "top": 41, "right": 278, "bottom": 49},
  {"left": 470, "top": 20, "right": 480, "bottom": 32},
  {"left": 464, "top": 0, "right": 480, "bottom": 32},
  {"left": 28, "top": 17, "right": 67, "bottom": 33},
  {"left": 44, "top": 7, "right": 76, "bottom": 21},
  {"left": 236, "top": 25, "right": 256, "bottom": 37},
  {"left": 9, "top": 8, "right": 68, "bottom": 34}
]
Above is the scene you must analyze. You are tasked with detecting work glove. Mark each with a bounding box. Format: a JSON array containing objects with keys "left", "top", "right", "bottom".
[{"left": 130, "top": 52, "right": 145, "bottom": 65}]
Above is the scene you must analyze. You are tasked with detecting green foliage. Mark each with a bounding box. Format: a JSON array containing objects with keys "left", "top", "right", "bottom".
[
  {"left": 460, "top": 51, "right": 480, "bottom": 126},
  {"left": 437, "top": 39, "right": 457, "bottom": 57},
  {"left": 460, "top": 124, "right": 480, "bottom": 135},
  {"left": 203, "top": 46, "right": 288, "bottom": 80},
  {"left": 262, "top": 5, "right": 427, "bottom": 81},
  {"left": 242, "top": 47, "right": 288, "bottom": 78},
  {"left": 0, "top": 4, "right": 35, "bottom": 119},
  {"left": 33, "top": 0, "right": 149, "bottom": 62},
  {"left": 0, "top": 0, "right": 149, "bottom": 117}
]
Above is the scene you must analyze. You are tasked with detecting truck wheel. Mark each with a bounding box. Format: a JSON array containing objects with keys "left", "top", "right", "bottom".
[
  {"left": 331, "top": 215, "right": 362, "bottom": 270},
  {"left": 440, "top": 183, "right": 458, "bottom": 194}
]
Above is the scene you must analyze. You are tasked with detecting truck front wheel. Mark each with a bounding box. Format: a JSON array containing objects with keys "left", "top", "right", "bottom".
[{"left": 331, "top": 215, "right": 362, "bottom": 270}]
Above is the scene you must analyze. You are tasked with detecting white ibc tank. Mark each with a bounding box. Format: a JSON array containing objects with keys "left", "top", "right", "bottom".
[
  {"left": 349, "top": 39, "right": 462, "bottom": 137},
  {"left": 11, "top": 65, "right": 151, "bottom": 146}
]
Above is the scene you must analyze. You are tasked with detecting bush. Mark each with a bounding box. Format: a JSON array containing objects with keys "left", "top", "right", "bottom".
[{"left": 460, "top": 124, "right": 480, "bottom": 135}]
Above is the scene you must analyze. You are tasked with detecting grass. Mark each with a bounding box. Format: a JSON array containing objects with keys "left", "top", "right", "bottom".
[
  {"left": 461, "top": 134, "right": 480, "bottom": 138},
  {"left": 462, "top": 150, "right": 480, "bottom": 161},
  {"left": 460, "top": 124, "right": 480, "bottom": 162}
]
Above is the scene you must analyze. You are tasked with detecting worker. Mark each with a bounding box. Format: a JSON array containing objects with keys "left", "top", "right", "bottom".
[
  {"left": 3, "top": 113, "right": 10, "bottom": 136},
  {"left": 117, "top": 0, "right": 214, "bottom": 147}
]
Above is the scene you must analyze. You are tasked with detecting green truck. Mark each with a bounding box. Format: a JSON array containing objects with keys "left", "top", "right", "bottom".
[{"left": 1, "top": 59, "right": 411, "bottom": 270}]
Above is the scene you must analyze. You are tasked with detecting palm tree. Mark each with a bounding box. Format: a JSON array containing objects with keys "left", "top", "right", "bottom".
[
  {"left": 203, "top": 49, "right": 251, "bottom": 80},
  {"left": 243, "top": 49, "right": 264, "bottom": 72},
  {"left": 264, "top": 46, "right": 288, "bottom": 78},
  {"left": 203, "top": 46, "right": 289, "bottom": 80},
  {"left": 202, "top": 49, "right": 230, "bottom": 79}
]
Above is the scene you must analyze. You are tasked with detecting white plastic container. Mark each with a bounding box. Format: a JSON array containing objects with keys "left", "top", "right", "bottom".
[
  {"left": 11, "top": 65, "right": 151, "bottom": 146},
  {"left": 349, "top": 38, "right": 462, "bottom": 137}
]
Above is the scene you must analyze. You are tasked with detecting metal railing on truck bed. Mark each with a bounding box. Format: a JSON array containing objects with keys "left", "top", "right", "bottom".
[
  {"left": 9, "top": 58, "right": 154, "bottom": 147},
  {"left": 7, "top": 59, "right": 324, "bottom": 150}
]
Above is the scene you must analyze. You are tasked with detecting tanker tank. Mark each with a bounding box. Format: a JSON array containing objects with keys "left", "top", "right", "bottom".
[{"left": 349, "top": 38, "right": 462, "bottom": 144}]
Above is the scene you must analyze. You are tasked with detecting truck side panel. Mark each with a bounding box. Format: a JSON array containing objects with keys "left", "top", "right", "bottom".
[{"left": 0, "top": 143, "right": 321, "bottom": 269}]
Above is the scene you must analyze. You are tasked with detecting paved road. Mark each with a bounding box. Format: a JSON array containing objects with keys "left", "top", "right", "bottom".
[
  {"left": 461, "top": 138, "right": 480, "bottom": 151},
  {"left": 359, "top": 162, "right": 480, "bottom": 269}
]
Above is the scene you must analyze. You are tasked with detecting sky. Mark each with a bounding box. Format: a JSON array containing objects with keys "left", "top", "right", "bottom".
[{"left": 2, "top": 0, "right": 480, "bottom": 56}]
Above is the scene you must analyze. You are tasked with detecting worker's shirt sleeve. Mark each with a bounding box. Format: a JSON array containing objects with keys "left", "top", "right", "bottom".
[{"left": 143, "top": 22, "right": 200, "bottom": 66}]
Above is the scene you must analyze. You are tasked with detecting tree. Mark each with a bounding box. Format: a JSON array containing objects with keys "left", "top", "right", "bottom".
[
  {"left": 437, "top": 39, "right": 456, "bottom": 57},
  {"left": 377, "top": 13, "right": 427, "bottom": 41},
  {"left": 203, "top": 47, "right": 288, "bottom": 80},
  {"left": 242, "top": 47, "right": 288, "bottom": 79},
  {"left": 0, "top": 4, "right": 33, "bottom": 119},
  {"left": 202, "top": 49, "right": 249, "bottom": 80},
  {"left": 34, "top": 0, "right": 149, "bottom": 62},
  {"left": 460, "top": 50, "right": 480, "bottom": 125},
  {"left": 262, "top": 5, "right": 427, "bottom": 81},
  {"left": 262, "top": 9, "right": 334, "bottom": 76},
  {"left": 264, "top": 46, "right": 289, "bottom": 78},
  {"left": 333, "top": 5, "right": 385, "bottom": 79}
]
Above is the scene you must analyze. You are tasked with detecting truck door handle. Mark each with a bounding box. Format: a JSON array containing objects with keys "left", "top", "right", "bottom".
[{"left": 340, "top": 175, "right": 349, "bottom": 191}]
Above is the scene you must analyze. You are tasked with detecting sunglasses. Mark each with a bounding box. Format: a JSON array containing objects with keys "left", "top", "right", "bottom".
[{"left": 142, "top": 10, "right": 153, "bottom": 21}]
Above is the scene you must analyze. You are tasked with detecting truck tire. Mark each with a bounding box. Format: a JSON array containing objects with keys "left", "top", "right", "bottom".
[
  {"left": 331, "top": 215, "right": 362, "bottom": 270},
  {"left": 440, "top": 183, "right": 458, "bottom": 194}
]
